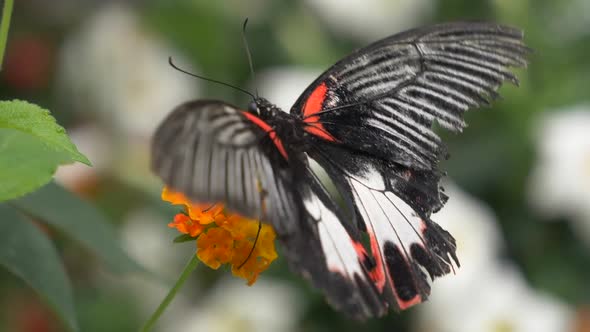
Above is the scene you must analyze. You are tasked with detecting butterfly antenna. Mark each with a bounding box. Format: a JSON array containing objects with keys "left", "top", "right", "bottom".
[
  {"left": 237, "top": 220, "right": 262, "bottom": 269},
  {"left": 238, "top": 185, "right": 267, "bottom": 269},
  {"left": 242, "top": 18, "right": 259, "bottom": 98},
  {"left": 168, "top": 56, "right": 255, "bottom": 99}
]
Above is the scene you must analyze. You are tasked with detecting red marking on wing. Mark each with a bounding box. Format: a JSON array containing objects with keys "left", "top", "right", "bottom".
[
  {"left": 305, "top": 124, "right": 338, "bottom": 142},
  {"left": 302, "top": 82, "right": 337, "bottom": 142},
  {"left": 397, "top": 294, "right": 422, "bottom": 310},
  {"left": 390, "top": 252, "right": 423, "bottom": 310},
  {"left": 241, "top": 111, "right": 288, "bottom": 160},
  {"left": 367, "top": 230, "right": 422, "bottom": 309},
  {"left": 419, "top": 219, "right": 427, "bottom": 233},
  {"left": 352, "top": 240, "right": 367, "bottom": 258},
  {"left": 303, "top": 82, "right": 328, "bottom": 119},
  {"left": 367, "top": 230, "right": 386, "bottom": 292}
]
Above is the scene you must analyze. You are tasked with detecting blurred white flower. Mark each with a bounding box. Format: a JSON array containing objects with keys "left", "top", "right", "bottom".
[
  {"left": 57, "top": 3, "right": 198, "bottom": 139},
  {"left": 254, "top": 67, "right": 322, "bottom": 112},
  {"left": 163, "top": 277, "right": 303, "bottom": 332},
  {"left": 122, "top": 208, "right": 189, "bottom": 277},
  {"left": 117, "top": 208, "right": 195, "bottom": 317},
  {"left": 111, "top": 134, "right": 163, "bottom": 192},
  {"left": 527, "top": 107, "right": 590, "bottom": 243},
  {"left": 417, "top": 183, "right": 574, "bottom": 332},
  {"left": 57, "top": 3, "right": 200, "bottom": 192},
  {"left": 418, "top": 264, "right": 573, "bottom": 332},
  {"left": 54, "top": 124, "right": 112, "bottom": 192},
  {"left": 428, "top": 182, "right": 504, "bottom": 298},
  {"left": 304, "top": 0, "right": 434, "bottom": 40}
]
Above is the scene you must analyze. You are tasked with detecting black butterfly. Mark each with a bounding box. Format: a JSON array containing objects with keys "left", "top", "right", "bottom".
[{"left": 151, "top": 22, "right": 529, "bottom": 319}]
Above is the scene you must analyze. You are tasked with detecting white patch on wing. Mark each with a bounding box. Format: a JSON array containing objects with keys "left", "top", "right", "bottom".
[
  {"left": 304, "top": 194, "right": 365, "bottom": 279},
  {"left": 357, "top": 164, "right": 386, "bottom": 190},
  {"left": 350, "top": 166, "right": 426, "bottom": 265}
]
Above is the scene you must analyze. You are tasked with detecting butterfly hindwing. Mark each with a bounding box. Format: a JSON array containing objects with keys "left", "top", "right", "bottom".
[
  {"left": 291, "top": 22, "right": 530, "bottom": 170},
  {"left": 283, "top": 161, "right": 388, "bottom": 319},
  {"left": 310, "top": 144, "right": 458, "bottom": 311}
]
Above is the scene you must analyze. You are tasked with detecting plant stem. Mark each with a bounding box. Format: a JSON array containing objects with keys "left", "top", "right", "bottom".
[
  {"left": 140, "top": 254, "right": 199, "bottom": 332},
  {"left": 0, "top": 0, "right": 14, "bottom": 71}
]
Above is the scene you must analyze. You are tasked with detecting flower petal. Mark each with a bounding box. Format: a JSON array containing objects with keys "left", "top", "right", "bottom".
[
  {"left": 230, "top": 224, "right": 278, "bottom": 285},
  {"left": 161, "top": 186, "right": 191, "bottom": 206},
  {"left": 161, "top": 186, "right": 279, "bottom": 285},
  {"left": 168, "top": 213, "right": 204, "bottom": 237},
  {"left": 196, "top": 228, "right": 234, "bottom": 270},
  {"left": 218, "top": 215, "right": 260, "bottom": 241}
]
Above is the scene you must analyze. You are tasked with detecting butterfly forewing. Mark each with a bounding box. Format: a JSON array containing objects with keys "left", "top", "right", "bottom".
[
  {"left": 151, "top": 100, "right": 297, "bottom": 229},
  {"left": 291, "top": 22, "right": 530, "bottom": 170}
]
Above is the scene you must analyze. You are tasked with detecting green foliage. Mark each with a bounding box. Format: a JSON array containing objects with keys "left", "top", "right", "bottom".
[
  {"left": 0, "top": 0, "right": 13, "bottom": 69},
  {"left": 12, "top": 183, "right": 144, "bottom": 274},
  {"left": 0, "top": 100, "right": 90, "bottom": 201},
  {"left": 173, "top": 233, "right": 197, "bottom": 243},
  {"left": 0, "top": 182, "right": 148, "bottom": 331},
  {"left": 0, "top": 205, "right": 78, "bottom": 332}
]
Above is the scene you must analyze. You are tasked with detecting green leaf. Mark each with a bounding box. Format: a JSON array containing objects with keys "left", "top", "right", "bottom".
[
  {"left": 0, "top": 129, "right": 69, "bottom": 201},
  {"left": 0, "top": 100, "right": 90, "bottom": 164},
  {"left": 173, "top": 233, "right": 196, "bottom": 243},
  {"left": 0, "top": 100, "right": 91, "bottom": 201},
  {"left": 12, "top": 182, "right": 144, "bottom": 274},
  {"left": 0, "top": 204, "right": 78, "bottom": 332}
]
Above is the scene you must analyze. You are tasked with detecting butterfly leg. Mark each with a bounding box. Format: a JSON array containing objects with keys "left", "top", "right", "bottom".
[{"left": 237, "top": 180, "right": 268, "bottom": 269}]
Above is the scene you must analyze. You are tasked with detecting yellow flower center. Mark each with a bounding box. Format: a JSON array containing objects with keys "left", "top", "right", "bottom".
[
  {"left": 161, "top": 186, "right": 277, "bottom": 285},
  {"left": 491, "top": 320, "right": 515, "bottom": 332}
]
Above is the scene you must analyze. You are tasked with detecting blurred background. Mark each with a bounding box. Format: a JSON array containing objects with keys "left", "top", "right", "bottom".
[{"left": 1, "top": 0, "right": 590, "bottom": 331}]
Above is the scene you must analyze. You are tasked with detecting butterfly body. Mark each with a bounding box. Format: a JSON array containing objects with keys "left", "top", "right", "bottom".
[
  {"left": 152, "top": 22, "right": 529, "bottom": 319},
  {"left": 250, "top": 97, "right": 308, "bottom": 151}
]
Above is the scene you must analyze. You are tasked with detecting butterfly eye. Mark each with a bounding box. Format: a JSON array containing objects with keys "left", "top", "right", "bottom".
[{"left": 248, "top": 101, "right": 258, "bottom": 113}]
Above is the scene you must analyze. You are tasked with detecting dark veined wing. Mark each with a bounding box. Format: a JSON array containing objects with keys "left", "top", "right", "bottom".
[
  {"left": 309, "top": 144, "right": 458, "bottom": 311},
  {"left": 284, "top": 160, "right": 388, "bottom": 319},
  {"left": 151, "top": 100, "right": 296, "bottom": 228},
  {"left": 151, "top": 100, "right": 387, "bottom": 318},
  {"left": 291, "top": 22, "right": 530, "bottom": 170},
  {"left": 288, "top": 21, "right": 528, "bottom": 311}
]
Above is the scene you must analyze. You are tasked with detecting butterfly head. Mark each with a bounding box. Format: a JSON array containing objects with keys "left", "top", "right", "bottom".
[{"left": 250, "top": 97, "right": 283, "bottom": 120}]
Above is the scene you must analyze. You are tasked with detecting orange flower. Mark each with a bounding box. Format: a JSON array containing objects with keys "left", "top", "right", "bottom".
[
  {"left": 168, "top": 213, "right": 205, "bottom": 237},
  {"left": 230, "top": 224, "right": 278, "bottom": 285},
  {"left": 161, "top": 187, "right": 223, "bottom": 222},
  {"left": 161, "top": 186, "right": 278, "bottom": 285},
  {"left": 216, "top": 214, "right": 259, "bottom": 240},
  {"left": 196, "top": 227, "right": 234, "bottom": 269}
]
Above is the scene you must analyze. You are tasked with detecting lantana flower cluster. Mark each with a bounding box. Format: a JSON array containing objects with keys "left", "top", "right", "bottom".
[{"left": 162, "top": 187, "right": 278, "bottom": 285}]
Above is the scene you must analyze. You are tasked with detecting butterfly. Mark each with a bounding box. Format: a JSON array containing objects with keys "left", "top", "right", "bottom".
[{"left": 151, "top": 22, "right": 529, "bottom": 319}]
